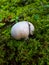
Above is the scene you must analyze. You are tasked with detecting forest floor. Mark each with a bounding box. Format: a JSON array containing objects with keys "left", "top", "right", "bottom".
[{"left": 0, "top": 0, "right": 49, "bottom": 65}]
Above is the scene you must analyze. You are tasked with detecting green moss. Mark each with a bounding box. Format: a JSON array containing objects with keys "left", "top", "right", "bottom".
[{"left": 0, "top": 0, "right": 49, "bottom": 65}]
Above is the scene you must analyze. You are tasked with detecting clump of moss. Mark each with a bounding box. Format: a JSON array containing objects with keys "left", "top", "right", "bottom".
[{"left": 0, "top": 0, "right": 49, "bottom": 65}]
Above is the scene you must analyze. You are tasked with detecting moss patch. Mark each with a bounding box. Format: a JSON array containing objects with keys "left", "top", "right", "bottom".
[{"left": 0, "top": 0, "right": 49, "bottom": 65}]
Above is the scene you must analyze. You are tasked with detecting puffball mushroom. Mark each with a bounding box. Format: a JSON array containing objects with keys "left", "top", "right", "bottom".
[{"left": 11, "top": 21, "right": 34, "bottom": 40}]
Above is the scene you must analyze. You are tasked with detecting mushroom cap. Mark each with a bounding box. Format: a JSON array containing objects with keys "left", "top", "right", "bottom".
[
  {"left": 28, "top": 22, "right": 34, "bottom": 35},
  {"left": 11, "top": 21, "right": 34, "bottom": 40}
]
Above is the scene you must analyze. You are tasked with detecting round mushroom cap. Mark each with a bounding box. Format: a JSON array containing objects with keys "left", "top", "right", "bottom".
[
  {"left": 11, "top": 21, "right": 35, "bottom": 40},
  {"left": 11, "top": 21, "right": 29, "bottom": 40}
]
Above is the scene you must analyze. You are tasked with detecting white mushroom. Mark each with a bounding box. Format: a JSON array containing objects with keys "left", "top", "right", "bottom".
[{"left": 11, "top": 21, "right": 34, "bottom": 40}]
